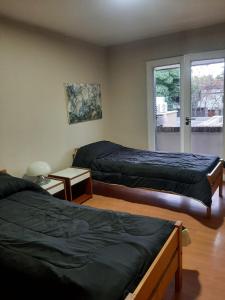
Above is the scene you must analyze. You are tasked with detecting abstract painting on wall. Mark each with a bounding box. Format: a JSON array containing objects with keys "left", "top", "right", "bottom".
[{"left": 65, "top": 83, "right": 102, "bottom": 124}]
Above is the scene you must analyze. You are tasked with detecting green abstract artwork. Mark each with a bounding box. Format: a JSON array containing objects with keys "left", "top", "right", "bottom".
[{"left": 65, "top": 83, "right": 102, "bottom": 124}]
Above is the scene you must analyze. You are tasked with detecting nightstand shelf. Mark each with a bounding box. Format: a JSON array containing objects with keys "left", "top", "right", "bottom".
[
  {"left": 42, "top": 178, "right": 66, "bottom": 200},
  {"left": 49, "top": 167, "right": 92, "bottom": 204}
]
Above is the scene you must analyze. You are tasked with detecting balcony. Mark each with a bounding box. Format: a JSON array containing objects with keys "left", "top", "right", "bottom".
[{"left": 156, "top": 112, "right": 223, "bottom": 156}]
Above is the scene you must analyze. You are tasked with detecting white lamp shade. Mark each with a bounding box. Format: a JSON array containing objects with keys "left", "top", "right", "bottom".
[{"left": 26, "top": 161, "right": 51, "bottom": 177}]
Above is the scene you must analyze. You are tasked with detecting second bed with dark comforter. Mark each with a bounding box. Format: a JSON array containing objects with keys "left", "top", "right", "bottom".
[
  {"left": 0, "top": 172, "right": 174, "bottom": 299},
  {"left": 73, "top": 141, "right": 220, "bottom": 207}
]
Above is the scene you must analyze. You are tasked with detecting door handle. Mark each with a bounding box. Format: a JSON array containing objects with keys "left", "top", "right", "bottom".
[
  {"left": 185, "top": 117, "right": 190, "bottom": 125},
  {"left": 185, "top": 117, "right": 195, "bottom": 125}
]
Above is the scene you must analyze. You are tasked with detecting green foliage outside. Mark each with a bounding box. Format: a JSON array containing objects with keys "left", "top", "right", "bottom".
[
  {"left": 155, "top": 66, "right": 223, "bottom": 112},
  {"left": 155, "top": 68, "right": 180, "bottom": 111}
]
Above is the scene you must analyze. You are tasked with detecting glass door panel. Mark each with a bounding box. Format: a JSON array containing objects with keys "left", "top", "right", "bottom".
[
  {"left": 154, "top": 64, "right": 181, "bottom": 151},
  {"left": 190, "top": 59, "right": 224, "bottom": 156},
  {"left": 147, "top": 51, "right": 225, "bottom": 157}
]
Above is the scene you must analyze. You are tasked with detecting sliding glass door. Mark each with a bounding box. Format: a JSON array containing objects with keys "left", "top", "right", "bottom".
[
  {"left": 147, "top": 56, "right": 184, "bottom": 152},
  {"left": 190, "top": 57, "right": 224, "bottom": 157},
  {"left": 153, "top": 64, "right": 181, "bottom": 152},
  {"left": 147, "top": 50, "right": 225, "bottom": 158}
]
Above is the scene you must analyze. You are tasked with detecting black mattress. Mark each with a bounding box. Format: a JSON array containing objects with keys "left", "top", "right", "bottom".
[
  {"left": 73, "top": 141, "right": 220, "bottom": 207},
  {"left": 0, "top": 173, "right": 174, "bottom": 299}
]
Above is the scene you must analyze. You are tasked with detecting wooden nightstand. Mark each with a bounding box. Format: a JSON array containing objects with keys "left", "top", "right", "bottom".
[
  {"left": 49, "top": 167, "right": 92, "bottom": 204},
  {"left": 42, "top": 178, "right": 66, "bottom": 200}
]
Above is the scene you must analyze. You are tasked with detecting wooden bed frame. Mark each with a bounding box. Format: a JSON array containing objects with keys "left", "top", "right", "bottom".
[
  {"left": 206, "top": 158, "right": 223, "bottom": 217},
  {"left": 93, "top": 159, "right": 224, "bottom": 218},
  {"left": 125, "top": 221, "right": 182, "bottom": 300},
  {"left": 74, "top": 145, "right": 223, "bottom": 217},
  {"left": 0, "top": 169, "right": 182, "bottom": 300}
]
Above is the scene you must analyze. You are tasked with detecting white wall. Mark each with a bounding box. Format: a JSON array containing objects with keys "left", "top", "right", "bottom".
[
  {"left": 1, "top": 18, "right": 225, "bottom": 177},
  {"left": 0, "top": 18, "right": 109, "bottom": 176}
]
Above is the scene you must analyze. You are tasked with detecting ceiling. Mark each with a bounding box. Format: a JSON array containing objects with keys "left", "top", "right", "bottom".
[{"left": 0, "top": 0, "right": 225, "bottom": 46}]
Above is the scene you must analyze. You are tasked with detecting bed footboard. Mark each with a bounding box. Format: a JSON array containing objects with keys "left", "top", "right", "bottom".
[
  {"left": 125, "top": 221, "right": 182, "bottom": 300},
  {"left": 205, "top": 160, "right": 223, "bottom": 218},
  {"left": 207, "top": 159, "right": 223, "bottom": 197}
]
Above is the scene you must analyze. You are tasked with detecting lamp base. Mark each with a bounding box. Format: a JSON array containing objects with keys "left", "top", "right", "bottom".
[{"left": 35, "top": 175, "right": 50, "bottom": 186}]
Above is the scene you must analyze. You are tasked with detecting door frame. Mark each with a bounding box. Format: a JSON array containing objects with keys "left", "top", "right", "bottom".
[
  {"left": 187, "top": 50, "right": 225, "bottom": 157},
  {"left": 146, "top": 50, "right": 225, "bottom": 157},
  {"left": 146, "top": 56, "right": 184, "bottom": 150}
]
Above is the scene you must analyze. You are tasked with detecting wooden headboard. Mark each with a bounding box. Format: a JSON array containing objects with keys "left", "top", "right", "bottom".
[
  {"left": 73, "top": 148, "right": 80, "bottom": 160},
  {"left": 0, "top": 169, "right": 7, "bottom": 173}
]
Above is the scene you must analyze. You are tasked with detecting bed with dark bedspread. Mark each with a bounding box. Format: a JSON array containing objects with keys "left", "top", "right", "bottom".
[
  {"left": 0, "top": 173, "right": 174, "bottom": 299},
  {"left": 73, "top": 141, "right": 220, "bottom": 207}
]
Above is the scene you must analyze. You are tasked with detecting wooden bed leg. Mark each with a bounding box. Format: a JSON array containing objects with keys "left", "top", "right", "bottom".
[
  {"left": 175, "top": 222, "right": 182, "bottom": 291},
  {"left": 206, "top": 207, "right": 211, "bottom": 219},
  {"left": 175, "top": 269, "right": 182, "bottom": 292},
  {"left": 219, "top": 181, "right": 223, "bottom": 197}
]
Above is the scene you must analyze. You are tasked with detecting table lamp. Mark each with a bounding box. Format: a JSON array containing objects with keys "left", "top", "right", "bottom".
[{"left": 26, "top": 161, "right": 51, "bottom": 185}]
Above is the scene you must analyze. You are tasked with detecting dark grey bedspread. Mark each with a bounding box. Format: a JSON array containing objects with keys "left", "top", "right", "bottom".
[
  {"left": 73, "top": 141, "right": 220, "bottom": 207},
  {"left": 0, "top": 173, "right": 174, "bottom": 299}
]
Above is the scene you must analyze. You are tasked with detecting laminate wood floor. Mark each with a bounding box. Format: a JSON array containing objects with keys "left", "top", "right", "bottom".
[{"left": 84, "top": 183, "right": 225, "bottom": 300}]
